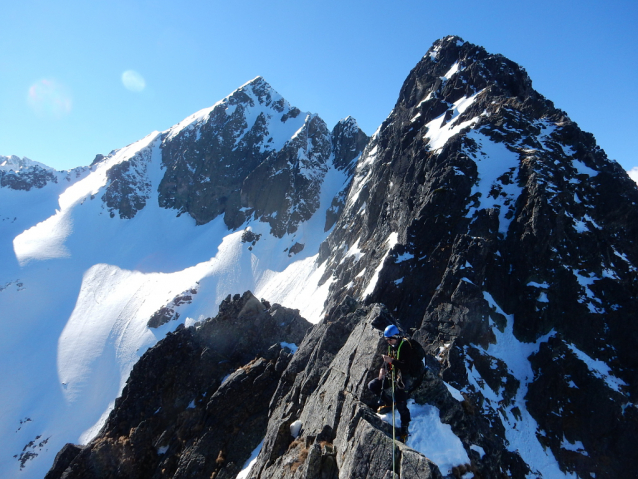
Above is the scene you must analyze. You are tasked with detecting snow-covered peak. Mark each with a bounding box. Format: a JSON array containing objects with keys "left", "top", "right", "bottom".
[
  {"left": 0, "top": 155, "right": 55, "bottom": 172},
  {"left": 164, "top": 76, "right": 293, "bottom": 143},
  {"left": 230, "top": 76, "right": 285, "bottom": 109},
  {"left": 238, "top": 75, "right": 267, "bottom": 89}
]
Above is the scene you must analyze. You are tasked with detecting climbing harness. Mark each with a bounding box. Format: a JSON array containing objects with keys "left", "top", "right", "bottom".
[{"left": 388, "top": 340, "right": 406, "bottom": 389}]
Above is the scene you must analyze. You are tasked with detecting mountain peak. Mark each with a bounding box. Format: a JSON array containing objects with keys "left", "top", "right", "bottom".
[
  {"left": 397, "top": 36, "right": 536, "bottom": 116},
  {"left": 228, "top": 75, "right": 285, "bottom": 110},
  {"left": 0, "top": 155, "right": 54, "bottom": 172},
  {"left": 240, "top": 75, "right": 268, "bottom": 89},
  {"left": 424, "top": 35, "right": 468, "bottom": 61},
  {"left": 164, "top": 76, "right": 286, "bottom": 144},
  {"left": 335, "top": 116, "right": 359, "bottom": 130}
]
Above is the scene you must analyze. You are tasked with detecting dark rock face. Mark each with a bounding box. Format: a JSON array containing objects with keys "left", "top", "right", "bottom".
[
  {"left": 103, "top": 146, "right": 154, "bottom": 219},
  {"left": 241, "top": 114, "right": 332, "bottom": 237},
  {"left": 331, "top": 116, "right": 370, "bottom": 174},
  {"left": 526, "top": 337, "right": 638, "bottom": 477},
  {"left": 157, "top": 77, "right": 301, "bottom": 228},
  {"left": 47, "top": 291, "right": 311, "bottom": 479},
  {"left": 323, "top": 118, "right": 370, "bottom": 232},
  {"left": 147, "top": 287, "right": 198, "bottom": 328},
  {"left": 44, "top": 444, "right": 84, "bottom": 479},
  {"left": 314, "top": 35, "right": 638, "bottom": 477}
]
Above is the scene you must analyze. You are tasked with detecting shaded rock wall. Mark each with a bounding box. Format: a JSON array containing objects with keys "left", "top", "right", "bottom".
[{"left": 102, "top": 146, "right": 154, "bottom": 219}]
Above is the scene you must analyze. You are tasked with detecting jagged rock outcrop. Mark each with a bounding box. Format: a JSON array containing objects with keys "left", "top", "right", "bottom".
[
  {"left": 323, "top": 117, "right": 370, "bottom": 232},
  {"left": 147, "top": 287, "right": 198, "bottom": 328},
  {"left": 330, "top": 117, "right": 370, "bottom": 174},
  {"left": 46, "top": 291, "right": 311, "bottom": 479},
  {"left": 102, "top": 146, "right": 154, "bottom": 219}
]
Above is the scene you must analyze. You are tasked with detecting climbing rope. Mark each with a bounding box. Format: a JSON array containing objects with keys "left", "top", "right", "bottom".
[{"left": 392, "top": 367, "right": 396, "bottom": 478}]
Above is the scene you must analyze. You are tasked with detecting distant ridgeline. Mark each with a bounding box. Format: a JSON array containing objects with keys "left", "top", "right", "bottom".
[{"left": 2, "top": 36, "right": 636, "bottom": 479}]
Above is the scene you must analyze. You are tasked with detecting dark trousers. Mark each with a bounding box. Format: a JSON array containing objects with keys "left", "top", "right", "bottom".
[{"left": 368, "top": 377, "right": 411, "bottom": 428}]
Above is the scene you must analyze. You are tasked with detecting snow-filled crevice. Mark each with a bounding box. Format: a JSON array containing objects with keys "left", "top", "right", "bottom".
[
  {"left": 423, "top": 89, "right": 484, "bottom": 154},
  {"left": 362, "top": 232, "right": 399, "bottom": 298},
  {"left": 463, "top": 292, "right": 576, "bottom": 478},
  {"left": 463, "top": 131, "right": 522, "bottom": 235}
]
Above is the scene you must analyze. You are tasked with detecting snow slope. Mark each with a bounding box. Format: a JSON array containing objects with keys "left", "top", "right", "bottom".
[{"left": 0, "top": 117, "right": 349, "bottom": 479}]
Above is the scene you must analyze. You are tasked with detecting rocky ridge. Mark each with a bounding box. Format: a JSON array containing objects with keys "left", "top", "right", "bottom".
[
  {"left": 46, "top": 292, "right": 312, "bottom": 479},
  {"left": 46, "top": 293, "right": 534, "bottom": 479},
  {"left": 0, "top": 155, "right": 90, "bottom": 191}
]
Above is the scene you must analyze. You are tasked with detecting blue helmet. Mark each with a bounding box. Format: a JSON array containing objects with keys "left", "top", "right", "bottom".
[{"left": 383, "top": 324, "right": 400, "bottom": 338}]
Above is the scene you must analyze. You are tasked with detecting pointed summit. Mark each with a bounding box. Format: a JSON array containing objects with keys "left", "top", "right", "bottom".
[
  {"left": 399, "top": 35, "right": 534, "bottom": 113},
  {"left": 226, "top": 76, "right": 289, "bottom": 113},
  {"left": 156, "top": 77, "right": 310, "bottom": 226},
  {"left": 331, "top": 117, "right": 369, "bottom": 172}
]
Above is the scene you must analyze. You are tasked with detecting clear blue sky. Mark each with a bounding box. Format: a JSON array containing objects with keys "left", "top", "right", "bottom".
[{"left": 1, "top": 0, "right": 637, "bottom": 173}]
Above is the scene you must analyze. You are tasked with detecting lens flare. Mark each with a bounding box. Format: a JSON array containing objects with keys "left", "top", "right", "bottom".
[
  {"left": 27, "top": 79, "right": 72, "bottom": 118},
  {"left": 121, "top": 70, "right": 146, "bottom": 92}
]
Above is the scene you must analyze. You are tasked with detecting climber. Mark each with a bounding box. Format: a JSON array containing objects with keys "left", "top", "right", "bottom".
[{"left": 368, "top": 324, "right": 422, "bottom": 443}]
